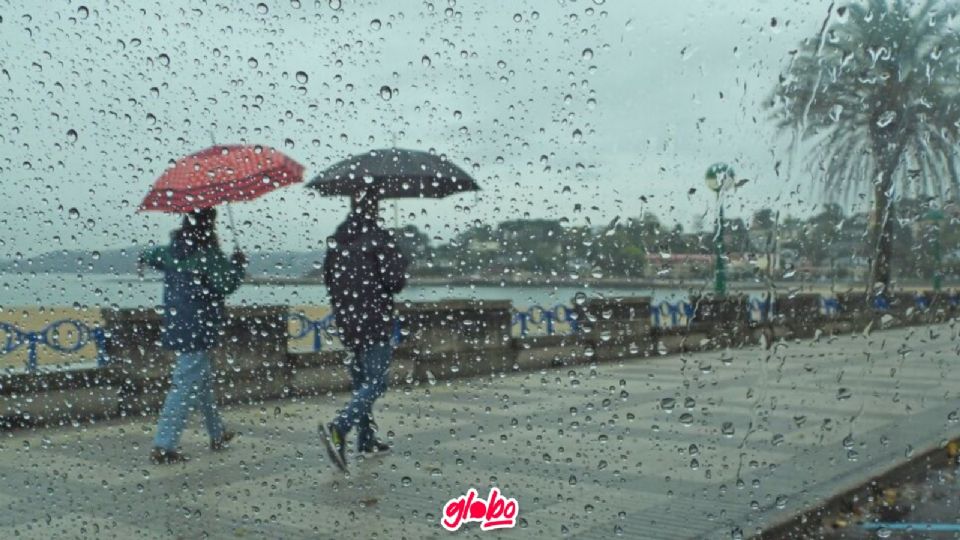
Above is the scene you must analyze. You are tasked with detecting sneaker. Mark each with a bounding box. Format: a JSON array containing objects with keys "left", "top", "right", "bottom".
[
  {"left": 360, "top": 438, "right": 391, "bottom": 456},
  {"left": 210, "top": 430, "right": 237, "bottom": 451},
  {"left": 319, "top": 422, "right": 348, "bottom": 472},
  {"left": 150, "top": 447, "right": 188, "bottom": 465}
]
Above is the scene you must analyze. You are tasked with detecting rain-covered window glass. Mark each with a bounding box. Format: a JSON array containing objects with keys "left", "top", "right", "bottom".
[{"left": 2, "top": 1, "right": 959, "bottom": 538}]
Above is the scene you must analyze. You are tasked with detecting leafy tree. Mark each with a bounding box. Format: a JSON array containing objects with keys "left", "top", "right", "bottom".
[
  {"left": 395, "top": 225, "right": 431, "bottom": 258},
  {"left": 751, "top": 209, "right": 776, "bottom": 230},
  {"left": 770, "top": 0, "right": 960, "bottom": 293},
  {"left": 589, "top": 228, "right": 646, "bottom": 277}
]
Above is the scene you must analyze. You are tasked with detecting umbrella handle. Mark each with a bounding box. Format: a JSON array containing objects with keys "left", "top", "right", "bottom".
[
  {"left": 226, "top": 203, "right": 240, "bottom": 251},
  {"left": 207, "top": 131, "right": 240, "bottom": 251}
]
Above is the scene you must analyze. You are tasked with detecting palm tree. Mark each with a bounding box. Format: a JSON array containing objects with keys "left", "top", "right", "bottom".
[{"left": 769, "top": 0, "right": 960, "bottom": 294}]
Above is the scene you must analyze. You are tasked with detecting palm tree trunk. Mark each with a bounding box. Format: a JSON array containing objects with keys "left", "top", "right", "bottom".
[
  {"left": 869, "top": 173, "right": 894, "bottom": 293},
  {"left": 869, "top": 139, "right": 904, "bottom": 295}
]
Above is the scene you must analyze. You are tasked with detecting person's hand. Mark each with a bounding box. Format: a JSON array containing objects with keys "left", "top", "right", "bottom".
[{"left": 231, "top": 250, "right": 247, "bottom": 267}]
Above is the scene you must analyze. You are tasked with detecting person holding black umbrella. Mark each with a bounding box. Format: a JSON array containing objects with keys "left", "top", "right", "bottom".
[
  {"left": 318, "top": 190, "right": 409, "bottom": 472},
  {"left": 310, "top": 148, "right": 478, "bottom": 472}
]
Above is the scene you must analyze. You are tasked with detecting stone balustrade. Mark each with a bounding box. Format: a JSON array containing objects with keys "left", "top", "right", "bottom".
[{"left": 0, "top": 292, "right": 955, "bottom": 428}]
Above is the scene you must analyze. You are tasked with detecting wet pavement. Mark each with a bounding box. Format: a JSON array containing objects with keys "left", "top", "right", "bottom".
[
  {"left": 796, "top": 449, "right": 960, "bottom": 539},
  {"left": 1, "top": 323, "right": 958, "bottom": 539}
]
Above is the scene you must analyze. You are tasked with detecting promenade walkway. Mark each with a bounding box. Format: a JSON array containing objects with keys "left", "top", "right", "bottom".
[{"left": 0, "top": 323, "right": 957, "bottom": 539}]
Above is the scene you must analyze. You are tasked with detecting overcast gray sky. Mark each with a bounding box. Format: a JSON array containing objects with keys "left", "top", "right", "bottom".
[{"left": 0, "top": 0, "right": 849, "bottom": 257}]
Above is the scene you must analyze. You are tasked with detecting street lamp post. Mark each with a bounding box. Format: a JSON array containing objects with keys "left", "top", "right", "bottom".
[
  {"left": 705, "top": 163, "right": 734, "bottom": 296},
  {"left": 925, "top": 209, "right": 945, "bottom": 292}
]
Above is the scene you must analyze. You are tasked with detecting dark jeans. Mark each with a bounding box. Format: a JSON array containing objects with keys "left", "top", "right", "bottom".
[{"left": 334, "top": 343, "right": 392, "bottom": 451}]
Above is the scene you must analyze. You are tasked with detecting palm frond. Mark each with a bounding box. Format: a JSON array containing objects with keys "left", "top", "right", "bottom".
[{"left": 770, "top": 0, "right": 960, "bottom": 205}]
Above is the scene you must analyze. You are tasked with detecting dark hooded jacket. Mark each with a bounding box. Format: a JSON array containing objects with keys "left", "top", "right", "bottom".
[
  {"left": 141, "top": 228, "right": 244, "bottom": 352},
  {"left": 322, "top": 214, "right": 408, "bottom": 351}
]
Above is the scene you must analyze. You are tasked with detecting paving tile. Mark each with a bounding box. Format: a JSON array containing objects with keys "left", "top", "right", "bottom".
[{"left": 0, "top": 324, "right": 957, "bottom": 538}]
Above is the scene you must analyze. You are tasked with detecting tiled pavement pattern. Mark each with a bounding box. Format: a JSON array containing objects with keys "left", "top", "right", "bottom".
[{"left": 1, "top": 323, "right": 958, "bottom": 539}]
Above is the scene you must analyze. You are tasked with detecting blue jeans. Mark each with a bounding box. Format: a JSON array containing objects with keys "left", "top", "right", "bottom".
[
  {"left": 153, "top": 350, "right": 225, "bottom": 451},
  {"left": 334, "top": 343, "right": 392, "bottom": 451}
]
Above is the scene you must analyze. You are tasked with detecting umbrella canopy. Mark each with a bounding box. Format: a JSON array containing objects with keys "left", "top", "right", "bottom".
[
  {"left": 307, "top": 148, "right": 479, "bottom": 198},
  {"left": 139, "top": 145, "right": 304, "bottom": 213}
]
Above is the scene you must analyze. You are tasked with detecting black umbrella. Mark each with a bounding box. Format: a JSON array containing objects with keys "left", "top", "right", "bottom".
[{"left": 307, "top": 148, "right": 480, "bottom": 198}]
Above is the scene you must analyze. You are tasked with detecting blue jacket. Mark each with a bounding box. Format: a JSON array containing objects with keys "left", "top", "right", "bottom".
[{"left": 142, "top": 237, "right": 244, "bottom": 352}]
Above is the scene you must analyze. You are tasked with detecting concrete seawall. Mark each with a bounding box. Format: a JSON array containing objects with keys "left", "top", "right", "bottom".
[{"left": 0, "top": 292, "right": 950, "bottom": 429}]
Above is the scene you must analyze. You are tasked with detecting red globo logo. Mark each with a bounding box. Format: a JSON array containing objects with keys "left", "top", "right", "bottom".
[{"left": 441, "top": 488, "right": 519, "bottom": 532}]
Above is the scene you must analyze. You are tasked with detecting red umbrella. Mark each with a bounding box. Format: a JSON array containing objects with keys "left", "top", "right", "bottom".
[{"left": 139, "top": 145, "right": 304, "bottom": 213}]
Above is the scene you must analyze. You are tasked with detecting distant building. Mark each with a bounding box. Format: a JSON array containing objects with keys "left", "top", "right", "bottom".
[
  {"left": 644, "top": 253, "right": 712, "bottom": 279},
  {"left": 468, "top": 239, "right": 500, "bottom": 253}
]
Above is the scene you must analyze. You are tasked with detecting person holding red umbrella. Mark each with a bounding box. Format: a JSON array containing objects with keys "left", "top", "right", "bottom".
[
  {"left": 141, "top": 207, "right": 245, "bottom": 464},
  {"left": 139, "top": 144, "right": 304, "bottom": 464}
]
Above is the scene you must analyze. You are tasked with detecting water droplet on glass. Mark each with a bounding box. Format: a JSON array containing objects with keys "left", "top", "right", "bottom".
[
  {"left": 66, "top": 129, "right": 78, "bottom": 142},
  {"left": 68, "top": 208, "right": 80, "bottom": 220},
  {"left": 421, "top": 55, "right": 431, "bottom": 67},
  {"left": 513, "top": 13, "right": 522, "bottom": 23},
  {"left": 379, "top": 85, "right": 393, "bottom": 100},
  {"left": 295, "top": 71, "right": 308, "bottom": 84},
  {"left": 582, "top": 48, "right": 594, "bottom": 60},
  {"left": 370, "top": 18, "right": 381, "bottom": 30},
  {"left": 328, "top": 0, "right": 341, "bottom": 9},
  {"left": 256, "top": 3, "right": 268, "bottom": 14},
  {"left": 248, "top": 57, "right": 258, "bottom": 69},
  {"left": 877, "top": 110, "right": 896, "bottom": 128},
  {"left": 78, "top": 6, "right": 89, "bottom": 18}
]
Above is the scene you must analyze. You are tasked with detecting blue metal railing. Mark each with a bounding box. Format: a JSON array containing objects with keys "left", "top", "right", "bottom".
[
  {"left": 288, "top": 312, "right": 338, "bottom": 352},
  {"left": 650, "top": 301, "right": 697, "bottom": 327},
  {"left": 0, "top": 319, "right": 109, "bottom": 372},
  {"left": 822, "top": 298, "right": 841, "bottom": 316},
  {"left": 512, "top": 304, "right": 580, "bottom": 337},
  {"left": 6, "top": 293, "right": 960, "bottom": 366},
  {"left": 507, "top": 293, "right": 960, "bottom": 338},
  {"left": 287, "top": 313, "right": 404, "bottom": 352}
]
